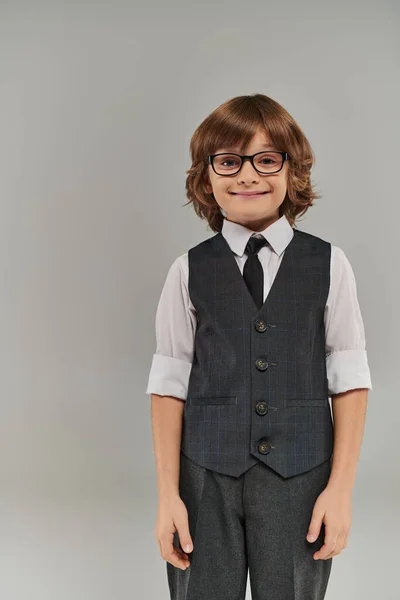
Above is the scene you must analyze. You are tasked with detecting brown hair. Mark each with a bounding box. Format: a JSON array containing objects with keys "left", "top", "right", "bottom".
[{"left": 183, "top": 94, "right": 321, "bottom": 232}]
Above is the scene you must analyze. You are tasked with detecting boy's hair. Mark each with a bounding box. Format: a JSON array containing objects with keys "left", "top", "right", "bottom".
[{"left": 184, "top": 94, "right": 321, "bottom": 232}]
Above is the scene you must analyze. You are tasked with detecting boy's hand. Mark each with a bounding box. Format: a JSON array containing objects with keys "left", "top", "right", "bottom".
[
  {"left": 154, "top": 495, "right": 193, "bottom": 570},
  {"left": 306, "top": 484, "right": 352, "bottom": 560}
]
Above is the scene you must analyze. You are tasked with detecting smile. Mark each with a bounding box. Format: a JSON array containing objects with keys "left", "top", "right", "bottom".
[{"left": 230, "top": 192, "right": 270, "bottom": 197}]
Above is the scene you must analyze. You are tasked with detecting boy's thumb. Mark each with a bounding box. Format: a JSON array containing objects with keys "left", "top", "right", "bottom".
[
  {"left": 306, "top": 513, "right": 322, "bottom": 542},
  {"left": 182, "top": 539, "right": 193, "bottom": 553},
  {"left": 176, "top": 515, "right": 193, "bottom": 553},
  {"left": 178, "top": 529, "right": 193, "bottom": 552}
]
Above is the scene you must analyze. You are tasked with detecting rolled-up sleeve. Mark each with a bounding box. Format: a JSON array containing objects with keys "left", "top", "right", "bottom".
[
  {"left": 325, "top": 246, "right": 372, "bottom": 395},
  {"left": 145, "top": 255, "right": 196, "bottom": 400}
]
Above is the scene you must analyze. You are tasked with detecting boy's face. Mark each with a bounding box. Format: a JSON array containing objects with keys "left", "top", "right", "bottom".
[{"left": 205, "top": 127, "right": 288, "bottom": 232}]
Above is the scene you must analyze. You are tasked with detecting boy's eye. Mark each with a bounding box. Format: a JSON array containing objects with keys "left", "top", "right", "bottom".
[
  {"left": 214, "top": 154, "right": 241, "bottom": 169},
  {"left": 255, "top": 153, "right": 280, "bottom": 167}
]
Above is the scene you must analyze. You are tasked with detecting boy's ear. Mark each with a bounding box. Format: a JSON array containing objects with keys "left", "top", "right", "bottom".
[{"left": 203, "top": 171, "right": 213, "bottom": 195}]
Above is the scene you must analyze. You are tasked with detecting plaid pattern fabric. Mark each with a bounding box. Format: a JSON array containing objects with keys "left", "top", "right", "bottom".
[{"left": 180, "top": 228, "right": 334, "bottom": 479}]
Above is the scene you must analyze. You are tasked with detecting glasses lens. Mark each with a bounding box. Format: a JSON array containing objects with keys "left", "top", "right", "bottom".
[
  {"left": 213, "top": 154, "right": 242, "bottom": 175},
  {"left": 254, "top": 152, "right": 283, "bottom": 173},
  {"left": 212, "top": 152, "right": 283, "bottom": 175}
]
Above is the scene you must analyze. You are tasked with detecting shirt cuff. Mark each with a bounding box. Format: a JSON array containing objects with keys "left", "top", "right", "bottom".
[
  {"left": 326, "top": 349, "right": 373, "bottom": 395},
  {"left": 145, "top": 354, "right": 192, "bottom": 400}
]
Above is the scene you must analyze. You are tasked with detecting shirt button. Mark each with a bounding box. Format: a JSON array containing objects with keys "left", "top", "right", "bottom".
[
  {"left": 255, "top": 357, "right": 269, "bottom": 371},
  {"left": 255, "top": 401, "right": 268, "bottom": 415},
  {"left": 257, "top": 440, "right": 272, "bottom": 455},
  {"left": 254, "top": 318, "right": 267, "bottom": 332}
]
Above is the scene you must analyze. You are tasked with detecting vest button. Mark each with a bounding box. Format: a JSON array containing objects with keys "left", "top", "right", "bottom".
[
  {"left": 255, "top": 357, "right": 269, "bottom": 371},
  {"left": 257, "top": 440, "right": 272, "bottom": 454},
  {"left": 255, "top": 401, "right": 268, "bottom": 415},
  {"left": 254, "top": 318, "right": 267, "bottom": 332}
]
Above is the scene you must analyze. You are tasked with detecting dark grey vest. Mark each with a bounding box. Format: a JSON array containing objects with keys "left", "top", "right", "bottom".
[{"left": 180, "top": 227, "right": 334, "bottom": 479}]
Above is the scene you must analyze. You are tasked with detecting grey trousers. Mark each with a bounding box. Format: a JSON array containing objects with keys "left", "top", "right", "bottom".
[{"left": 167, "top": 450, "right": 333, "bottom": 600}]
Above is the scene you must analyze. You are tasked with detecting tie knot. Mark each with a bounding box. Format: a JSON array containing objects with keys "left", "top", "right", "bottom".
[{"left": 245, "top": 235, "right": 269, "bottom": 255}]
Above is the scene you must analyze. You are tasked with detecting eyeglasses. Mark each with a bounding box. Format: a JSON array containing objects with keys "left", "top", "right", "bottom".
[{"left": 208, "top": 151, "right": 290, "bottom": 176}]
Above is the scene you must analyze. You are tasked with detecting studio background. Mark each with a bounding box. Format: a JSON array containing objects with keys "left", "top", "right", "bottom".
[{"left": 0, "top": 1, "right": 398, "bottom": 598}]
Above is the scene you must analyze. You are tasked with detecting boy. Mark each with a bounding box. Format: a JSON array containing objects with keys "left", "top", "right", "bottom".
[{"left": 146, "top": 94, "right": 372, "bottom": 600}]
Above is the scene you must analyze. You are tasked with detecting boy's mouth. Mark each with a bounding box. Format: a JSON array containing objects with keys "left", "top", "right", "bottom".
[{"left": 230, "top": 192, "right": 270, "bottom": 197}]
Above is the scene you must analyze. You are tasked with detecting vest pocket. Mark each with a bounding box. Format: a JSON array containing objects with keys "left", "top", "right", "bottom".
[
  {"left": 285, "top": 398, "right": 328, "bottom": 407},
  {"left": 187, "top": 396, "right": 238, "bottom": 405}
]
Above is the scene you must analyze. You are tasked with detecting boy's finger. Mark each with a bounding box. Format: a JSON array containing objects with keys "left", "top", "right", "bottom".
[
  {"left": 170, "top": 546, "right": 191, "bottom": 569},
  {"left": 159, "top": 535, "right": 191, "bottom": 570}
]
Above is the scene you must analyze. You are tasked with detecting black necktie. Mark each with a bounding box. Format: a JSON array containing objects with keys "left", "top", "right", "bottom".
[{"left": 243, "top": 235, "right": 269, "bottom": 309}]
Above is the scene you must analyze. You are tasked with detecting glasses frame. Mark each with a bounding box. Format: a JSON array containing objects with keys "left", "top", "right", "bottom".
[{"left": 208, "top": 151, "right": 290, "bottom": 176}]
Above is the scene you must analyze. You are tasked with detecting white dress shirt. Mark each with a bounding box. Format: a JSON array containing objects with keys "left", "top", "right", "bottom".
[{"left": 146, "top": 214, "right": 372, "bottom": 399}]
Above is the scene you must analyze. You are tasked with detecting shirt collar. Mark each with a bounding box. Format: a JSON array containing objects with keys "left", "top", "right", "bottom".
[{"left": 221, "top": 214, "right": 294, "bottom": 258}]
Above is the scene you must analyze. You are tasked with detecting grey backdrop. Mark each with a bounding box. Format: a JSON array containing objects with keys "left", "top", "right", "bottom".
[{"left": 0, "top": 1, "right": 398, "bottom": 599}]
